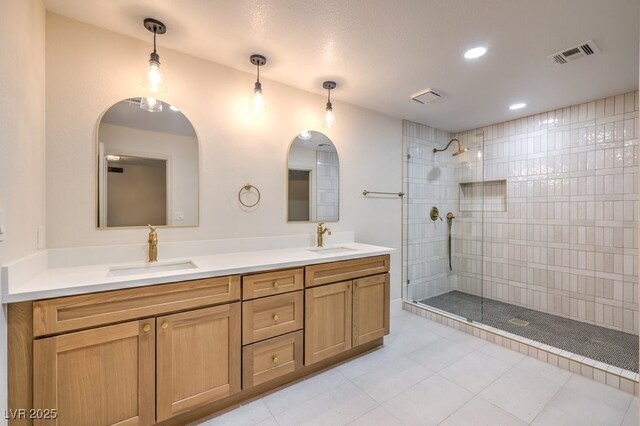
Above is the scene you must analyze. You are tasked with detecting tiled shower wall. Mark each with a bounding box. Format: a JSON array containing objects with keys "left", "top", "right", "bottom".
[
  {"left": 316, "top": 150, "right": 339, "bottom": 221},
  {"left": 403, "top": 121, "right": 455, "bottom": 301},
  {"left": 454, "top": 91, "right": 640, "bottom": 335}
]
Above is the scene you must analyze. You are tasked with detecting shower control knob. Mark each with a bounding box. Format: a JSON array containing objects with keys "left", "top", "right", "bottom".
[{"left": 430, "top": 206, "right": 440, "bottom": 221}]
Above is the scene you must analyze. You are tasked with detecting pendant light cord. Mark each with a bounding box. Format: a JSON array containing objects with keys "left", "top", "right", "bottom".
[
  {"left": 153, "top": 28, "right": 157, "bottom": 54},
  {"left": 256, "top": 63, "right": 260, "bottom": 83}
]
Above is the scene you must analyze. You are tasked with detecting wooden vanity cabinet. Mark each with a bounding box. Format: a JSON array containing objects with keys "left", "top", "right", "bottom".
[
  {"left": 29, "top": 276, "right": 241, "bottom": 426},
  {"left": 33, "top": 320, "right": 156, "bottom": 426},
  {"left": 305, "top": 281, "right": 353, "bottom": 364},
  {"left": 11, "top": 254, "right": 390, "bottom": 426},
  {"left": 353, "top": 273, "right": 390, "bottom": 346},
  {"left": 304, "top": 256, "right": 390, "bottom": 366},
  {"left": 156, "top": 303, "right": 241, "bottom": 422}
]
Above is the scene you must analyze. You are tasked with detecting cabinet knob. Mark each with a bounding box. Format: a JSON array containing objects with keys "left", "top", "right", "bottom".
[
  {"left": 161, "top": 322, "right": 169, "bottom": 329},
  {"left": 272, "top": 355, "right": 279, "bottom": 364},
  {"left": 142, "top": 324, "right": 151, "bottom": 332},
  {"left": 273, "top": 314, "right": 279, "bottom": 321},
  {"left": 273, "top": 281, "right": 279, "bottom": 288}
]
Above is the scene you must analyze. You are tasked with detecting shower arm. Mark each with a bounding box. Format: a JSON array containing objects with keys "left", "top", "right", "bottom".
[{"left": 433, "top": 138, "right": 462, "bottom": 154}]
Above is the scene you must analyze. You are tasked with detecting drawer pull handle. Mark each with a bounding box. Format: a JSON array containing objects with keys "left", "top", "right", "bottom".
[
  {"left": 273, "top": 314, "right": 279, "bottom": 321},
  {"left": 161, "top": 322, "right": 169, "bottom": 329},
  {"left": 273, "top": 281, "right": 279, "bottom": 288},
  {"left": 142, "top": 324, "right": 151, "bottom": 333},
  {"left": 272, "top": 355, "right": 279, "bottom": 364}
]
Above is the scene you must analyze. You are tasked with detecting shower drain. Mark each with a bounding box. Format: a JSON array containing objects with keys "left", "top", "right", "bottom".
[{"left": 508, "top": 318, "right": 530, "bottom": 327}]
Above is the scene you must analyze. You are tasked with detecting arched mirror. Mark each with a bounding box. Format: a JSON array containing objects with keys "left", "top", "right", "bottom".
[
  {"left": 287, "top": 131, "right": 339, "bottom": 222},
  {"left": 97, "top": 97, "right": 199, "bottom": 228}
]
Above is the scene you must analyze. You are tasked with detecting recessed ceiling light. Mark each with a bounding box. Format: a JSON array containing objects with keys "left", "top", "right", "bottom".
[
  {"left": 464, "top": 47, "right": 487, "bottom": 59},
  {"left": 169, "top": 105, "right": 180, "bottom": 112},
  {"left": 509, "top": 103, "right": 527, "bottom": 110}
]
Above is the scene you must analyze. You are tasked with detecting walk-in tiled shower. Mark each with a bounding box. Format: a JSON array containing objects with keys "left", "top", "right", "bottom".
[{"left": 403, "top": 91, "right": 640, "bottom": 379}]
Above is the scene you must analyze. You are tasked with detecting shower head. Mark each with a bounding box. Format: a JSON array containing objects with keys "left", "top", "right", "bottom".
[{"left": 433, "top": 138, "right": 468, "bottom": 157}]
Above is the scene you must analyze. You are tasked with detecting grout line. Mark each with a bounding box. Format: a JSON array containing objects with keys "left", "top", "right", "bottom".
[{"left": 528, "top": 371, "right": 573, "bottom": 426}]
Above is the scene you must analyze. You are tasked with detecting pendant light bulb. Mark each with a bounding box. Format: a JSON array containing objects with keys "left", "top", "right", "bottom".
[
  {"left": 253, "top": 81, "right": 264, "bottom": 110},
  {"left": 325, "top": 102, "right": 335, "bottom": 128},
  {"left": 142, "top": 56, "right": 164, "bottom": 93},
  {"left": 250, "top": 54, "right": 267, "bottom": 111},
  {"left": 322, "top": 81, "right": 337, "bottom": 128},
  {"left": 141, "top": 19, "right": 167, "bottom": 93}
]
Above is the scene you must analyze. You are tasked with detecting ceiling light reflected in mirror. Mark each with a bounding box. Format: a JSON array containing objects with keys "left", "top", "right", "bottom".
[{"left": 298, "top": 130, "right": 312, "bottom": 140}]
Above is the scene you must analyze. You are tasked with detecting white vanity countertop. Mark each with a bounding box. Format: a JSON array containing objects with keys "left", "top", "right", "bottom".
[{"left": 2, "top": 243, "right": 393, "bottom": 303}]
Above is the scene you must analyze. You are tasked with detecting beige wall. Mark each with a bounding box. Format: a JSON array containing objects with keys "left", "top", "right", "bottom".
[
  {"left": 0, "top": 0, "right": 46, "bottom": 265},
  {"left": 45, "top": 14, "right": 403, "bottom": 299},
  {"left": 0, "top": 0, "right": 46, "bottom": 422}
]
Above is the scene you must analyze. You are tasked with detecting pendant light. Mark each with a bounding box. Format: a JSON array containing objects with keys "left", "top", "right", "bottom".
[
  {"left": 141, "top": 18, "right": 167, "bottom": 96},
  {"left": 250, "top": 54, "right": 267, "bottom": 110},
  {"left": 323, "top": 81, "right": 337, "bottom": 128}
]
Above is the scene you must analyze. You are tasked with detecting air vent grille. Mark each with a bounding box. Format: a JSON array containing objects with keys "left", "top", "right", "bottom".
[
  {"left": 411, "top": 89, "right": 442, "bottom": 104},
  {"left": 549, "top": 39, "right": 600, "bottom": 65}
]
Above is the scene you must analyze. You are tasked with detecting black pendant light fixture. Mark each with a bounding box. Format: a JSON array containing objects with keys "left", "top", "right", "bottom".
[
  {"left": 323, "top": 81, "right": 337, "bottom": 128},
  {"left": 250, "top": 54, "right": 267, "bottom": 110},
  {"left": 141, "top": 18, "right": 166, "bottom": 111}
]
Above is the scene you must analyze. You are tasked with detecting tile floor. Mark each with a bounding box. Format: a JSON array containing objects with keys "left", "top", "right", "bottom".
[
  {"left": 420, "top": 291, "right": 639, "bottom": 373},
  {"left": 195, "top": 306, "right": 639, "bottom": 426}
]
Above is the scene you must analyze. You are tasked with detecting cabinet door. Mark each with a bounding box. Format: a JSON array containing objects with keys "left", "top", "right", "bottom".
[
  {"left": 304, "top": 281, "right": 352, "bottom": 365},
  {"left": 33, "top": 320, "right": 155, "bottom": 426},
  {"left": 156, "top": 303, "right": 241, "bottom": 422},
  {"left": 353, "top": 273, "right": 390, "bottom": 346}
]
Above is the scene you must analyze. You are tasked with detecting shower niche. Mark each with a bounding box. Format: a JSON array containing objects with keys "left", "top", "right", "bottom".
[{"left": 459, "top": 179, "right": 507, "bottom": 212}]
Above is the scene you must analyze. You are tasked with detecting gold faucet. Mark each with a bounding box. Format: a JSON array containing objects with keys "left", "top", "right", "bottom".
[
  {"left": 148, "top": 224, "right": 158, "bottom": 262},
  {"left": 316, "top": 222, "right": 331, "bottom": 247}
]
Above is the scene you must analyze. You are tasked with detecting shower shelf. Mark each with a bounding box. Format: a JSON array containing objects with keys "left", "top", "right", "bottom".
[{"left": 458, "top": 179, "right": 507, "bottom": 212}]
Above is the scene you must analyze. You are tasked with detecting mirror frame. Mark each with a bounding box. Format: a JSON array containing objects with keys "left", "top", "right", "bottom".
[
  {"left": 286, "top": 130, "right": 340, "bottom": 223},
  {"left": 95, "top": 96, "right": 201, "bottom": 230}
]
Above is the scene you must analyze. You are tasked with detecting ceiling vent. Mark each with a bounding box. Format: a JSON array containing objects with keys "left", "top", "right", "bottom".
[
  {"left": 411, "top": 89, "right": 441, "bottom": 104},
  {"left": 549, "top": 39, "right": 600, "bottom": 65}
]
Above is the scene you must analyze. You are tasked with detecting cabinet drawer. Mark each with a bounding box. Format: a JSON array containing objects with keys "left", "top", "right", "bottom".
[
  {"left": 33, "top": 275, "right": 241, "bottom": 337},
  {"left": 242, "top": 268, "right": 304, "bottom": 300},
  {"left": 305, "top": 255, "right": 390, "bottom": 288},
  {"left": 242, "top": 292, "right": 303, "bottom": 344},
  {"left": 242, "top": 331, "right": 303, "bottom": 388}
]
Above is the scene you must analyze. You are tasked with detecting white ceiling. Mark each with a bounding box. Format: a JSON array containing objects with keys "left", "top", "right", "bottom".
[{"left": 44, "top": 0, "right": 639, "bottom": 132}]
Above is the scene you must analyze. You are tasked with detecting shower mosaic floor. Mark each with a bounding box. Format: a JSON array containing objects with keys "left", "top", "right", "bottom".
[{"left": 419, "top": 291, "right": 639, "bottom": 373}]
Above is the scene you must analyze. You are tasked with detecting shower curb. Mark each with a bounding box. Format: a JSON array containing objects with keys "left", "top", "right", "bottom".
[{"left": 403, "top": 301, "right": 639, "bottom": 396}]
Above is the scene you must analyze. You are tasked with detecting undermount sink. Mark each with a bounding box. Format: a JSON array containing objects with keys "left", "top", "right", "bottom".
[
  {"left": 108, "top": 260, "right": 198, "bottom": 277},
  {"left": 307, "top": 246, "right": 357, "bottom": 255}
]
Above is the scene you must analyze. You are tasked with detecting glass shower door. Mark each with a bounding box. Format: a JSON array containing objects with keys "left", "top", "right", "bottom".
[{"left": 402, "top": 122, "right": 486, "bottom": 324}]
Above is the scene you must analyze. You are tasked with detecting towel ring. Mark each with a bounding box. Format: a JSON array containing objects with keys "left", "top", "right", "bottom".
[{"left": 238, "top": 183, "right": 261, "bottom": 208}]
